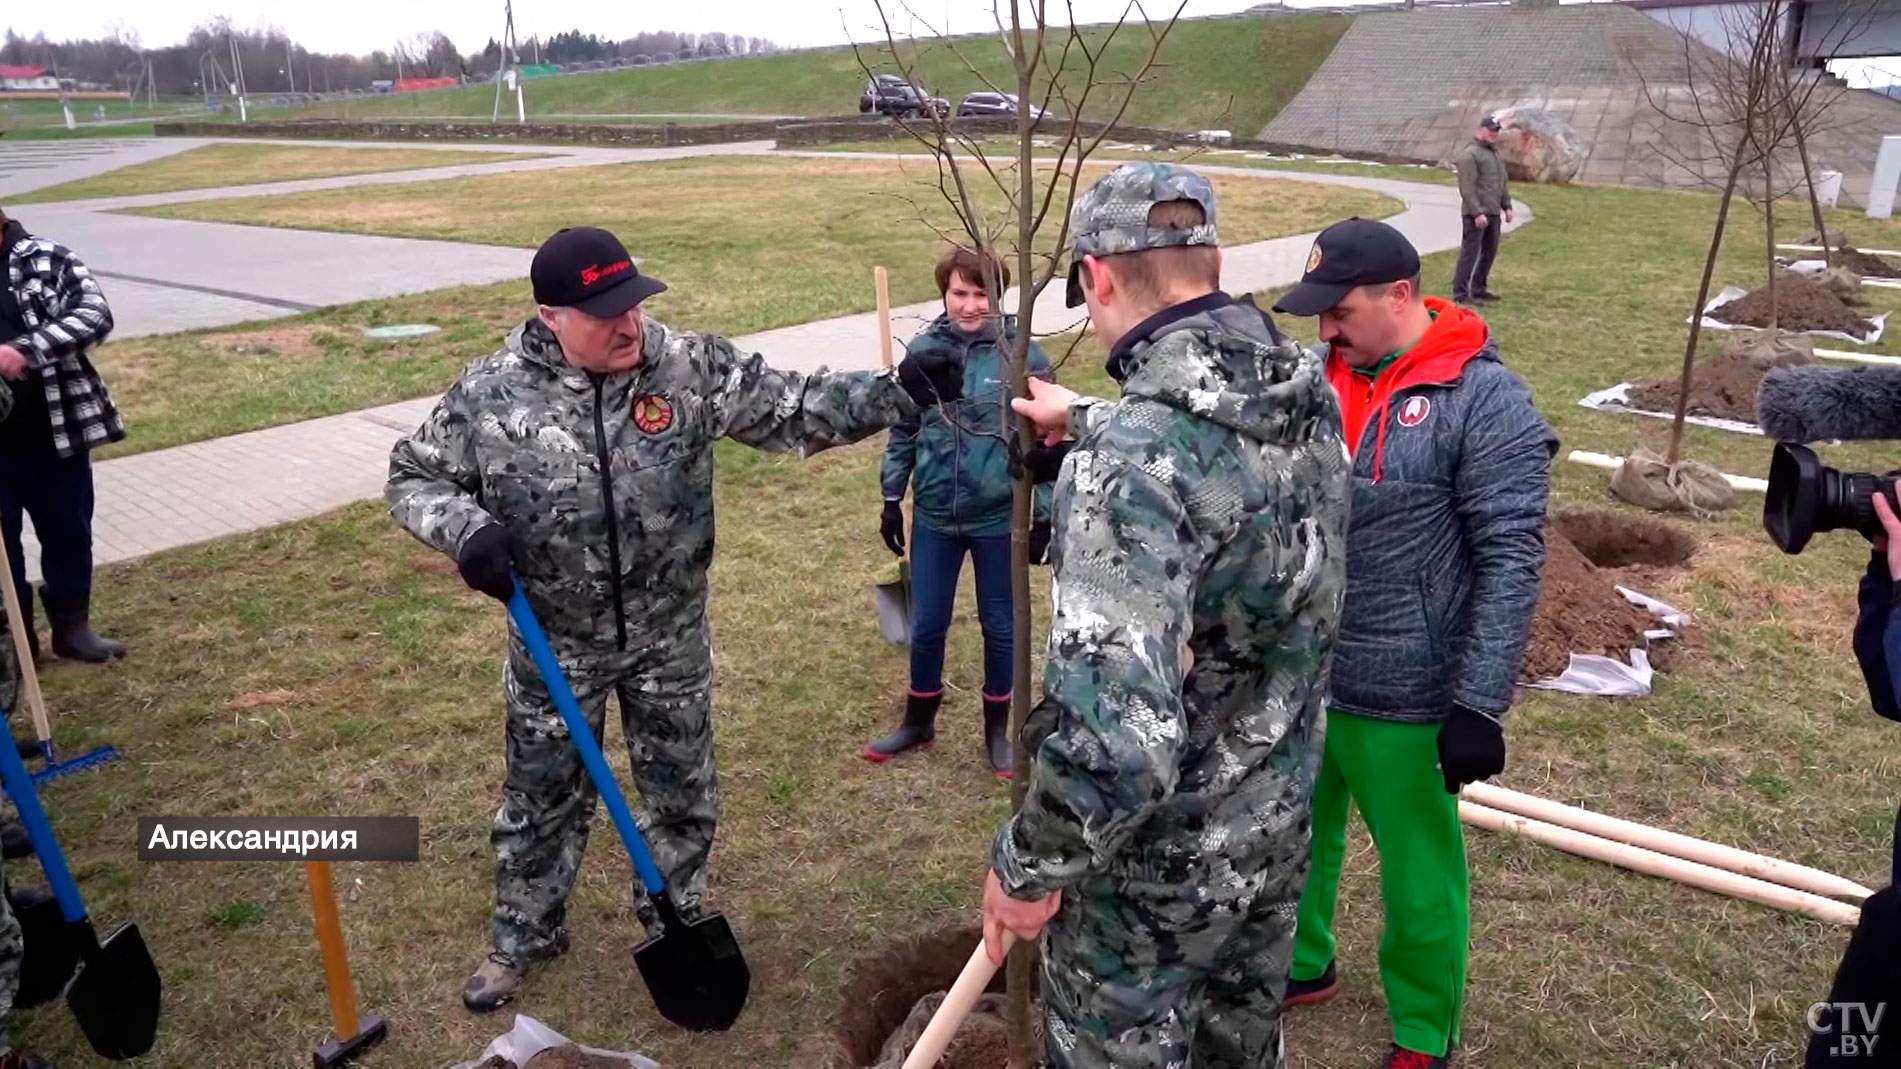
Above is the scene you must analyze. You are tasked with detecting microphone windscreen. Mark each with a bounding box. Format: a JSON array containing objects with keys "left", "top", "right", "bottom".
[{"left": 1756, "top": 363, "right": 1901, "bottom": 443}]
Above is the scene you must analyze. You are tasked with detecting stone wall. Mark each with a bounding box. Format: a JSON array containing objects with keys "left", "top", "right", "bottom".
[{"left": 154, "top": 118, "right": 791, "bottom": 147}]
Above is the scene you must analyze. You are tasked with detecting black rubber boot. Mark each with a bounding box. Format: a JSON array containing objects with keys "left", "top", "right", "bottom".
[
  {"left": 42, "top": 593, "right": 124, "bottom": 663},
  {"left": 983, "top": 695, "right": 1012, "bottom": 779},
  {"left": 0, "top": 818, "right": 32, "bottom": 860},
  {"left": 862, "top": 692, "right": 940, "bottom": 762}
]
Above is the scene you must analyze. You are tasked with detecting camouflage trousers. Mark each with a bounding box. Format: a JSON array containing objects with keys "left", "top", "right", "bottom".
[
  {"left": 1039, "top": 828, "right": 1312, "bottom": 1069},
  {"left": 0, "top": 861, "right": 19, "bottom": 1051},
  {"left": 491, "top": 615, "right": 717, "bottom": 962}
]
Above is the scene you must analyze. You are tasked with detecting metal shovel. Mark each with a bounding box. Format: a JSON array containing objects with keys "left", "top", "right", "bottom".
[
  {"left": 874, "top": 560, "right": 913, "bottom": 646},
  {"left": 505, "top": 586, "right": 750, "bottom": 1032},
  {"left": 0, "top": 699, "right": 159, "bottom": 1059}
]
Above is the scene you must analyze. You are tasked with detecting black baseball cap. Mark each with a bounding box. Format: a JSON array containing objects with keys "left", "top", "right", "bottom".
[
  {"left": 530, "top": 226, "right": 667, "bottom": 318},
  {"left": 1272, "top": 218, "right": 1422, "bottom": 317},
  {"left": 1480, "top": 114, "right": 1502, "bottom": 131}
]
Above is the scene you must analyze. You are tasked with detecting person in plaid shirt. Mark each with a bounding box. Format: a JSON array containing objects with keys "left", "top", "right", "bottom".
[{"left": 0, "top": 205, "right": 126, "bottom": 664}]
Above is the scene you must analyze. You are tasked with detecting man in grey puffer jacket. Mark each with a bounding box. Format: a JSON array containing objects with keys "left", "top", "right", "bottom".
[{"left": 1273, "top": 218, "right": 1555, "bottom": 1069}]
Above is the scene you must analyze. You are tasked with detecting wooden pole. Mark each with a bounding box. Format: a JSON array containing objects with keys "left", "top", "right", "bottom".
[
  {"left": 1462, "top": 783, "right": 1873, "bottom": 901},
  {"left": 305, "top": 859, "right": 361, "bottom": 1041},
  {"left": 901, "top": 935, "right": 1012, "bottom": 1069},
  {"left": 1460, "top": 802, "right": 1862, "bottom": 926},
  {"left": 0, "top": 532, "right": 54, "bottom": 749},
  {"left": 875, "top": 266, "right": 895, "bottom": 369}
]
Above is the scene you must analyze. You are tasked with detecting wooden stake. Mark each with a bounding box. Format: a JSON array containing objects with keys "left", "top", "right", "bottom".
[
  {"left": 875, "top": 266, "right": 895, "bottom": 370},
  {"left": 0, "top": 532, "right": 53, "bottom": 747},
  {"left": 901, "top": 935, "right": 1013, "bottom": 1069},
  {"left": 1462, "top": 782, "right": 1873, "bottom": 902},
  {"left": 1460, "top": 802, "right": 1861, "bottom": 926}
]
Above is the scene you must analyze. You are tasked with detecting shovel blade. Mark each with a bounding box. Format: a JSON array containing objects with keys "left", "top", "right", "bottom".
[
  {"left": 12, "top": 892, "right": 77, "bottom": 1009},
  {"left": 67, "top": 921, "right": 160, "bottom": 1059},
  {"left": 633, "top": 911, "right": 750, "bottom": 1032},
  {"left": 873, "top": 562, "right": 912, "bottom": 646}
]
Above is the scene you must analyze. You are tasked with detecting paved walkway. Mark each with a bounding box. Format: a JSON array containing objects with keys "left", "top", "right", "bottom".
[{"left": 12, "top": 141, "right": 1528, "bottom": 581}]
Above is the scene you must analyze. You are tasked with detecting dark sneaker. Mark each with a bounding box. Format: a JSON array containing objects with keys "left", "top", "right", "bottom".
[
  {"left": 1474, "top": 290, "right": 1502, "bottom": 302},
  {"left": 1381, "top": 1044, "right": 1449, "bottom": 1069},
  {"left": 1285, "top": 960, "right": 1340, "bottom": 1007},
  {"left": 0, "top": 818, "right": 32, "bottom": 860}
]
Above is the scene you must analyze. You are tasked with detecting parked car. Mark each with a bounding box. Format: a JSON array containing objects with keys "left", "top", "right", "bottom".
[
  {"left": 860, "top": 74, "right": 949, "bottom": 118},
  {"left": 956, "top": 92, "right": 1046, "bottom": 120}
]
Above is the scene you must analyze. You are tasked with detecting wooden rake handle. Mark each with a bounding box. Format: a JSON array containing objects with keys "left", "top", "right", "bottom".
[
  {"left": 875, "top": 266, "right": 895, "bottom": 370},
  {"left": 901, "top": 933, "right": 1013, "bottom": 1069},
  {"left": 0, "top": 532, "right": 52, "bottom": 745}
]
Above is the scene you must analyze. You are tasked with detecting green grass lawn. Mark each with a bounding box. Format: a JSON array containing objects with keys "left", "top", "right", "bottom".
[
  {"left": 8, "top": 155, "right": 1901, "bottom": 1066},
  {"left": 9, "top": 142, "right": 550, "bottom": 204},
  {"left": 252, "top": 13, "right": 1353, "bottom": 135},
  {"left": 0, "top": 95, "right": 199, "bottom": 129},
  {"left": 95, "top": 156, "right": 1394, "bottom": 457}
]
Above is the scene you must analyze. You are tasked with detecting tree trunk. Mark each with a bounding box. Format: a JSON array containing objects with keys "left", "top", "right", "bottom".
[
  {"left": 1792, "top": 112, "right": 1832, "bottom": 268},
  {"left": 1765, "top": 160, "right": 1779, "bottom": 332},
  {"left": 1004, "top": 4, "right": 1038, "bottom": 1064},
  {"left": 1668, "top": 159, "right": 1744, "bottom": 465}
]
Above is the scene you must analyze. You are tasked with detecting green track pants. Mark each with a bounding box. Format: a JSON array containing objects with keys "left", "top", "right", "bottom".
[{"left": 1292, "top": 709, "right": 1469, "bottom": 1057}]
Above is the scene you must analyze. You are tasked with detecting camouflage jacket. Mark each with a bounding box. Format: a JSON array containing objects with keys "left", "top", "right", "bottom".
[
  {"left": 880, "top": 314, "right": 1052, "bottom": 536},
  {"left": 388, "top": 317, "right": 919, "bottom": 652},
  {"left": 991, "top": 296, "right": 1352, "bottom": 898}
]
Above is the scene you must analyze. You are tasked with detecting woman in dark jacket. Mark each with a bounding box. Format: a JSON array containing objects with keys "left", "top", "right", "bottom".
[{"left": 862, "top": 248, "right": 1050, "bottom": 778}]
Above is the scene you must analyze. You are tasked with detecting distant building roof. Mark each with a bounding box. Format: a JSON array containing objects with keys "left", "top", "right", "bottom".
[{"left": 0, "top": 65, "right": 47, "bottom": 79}]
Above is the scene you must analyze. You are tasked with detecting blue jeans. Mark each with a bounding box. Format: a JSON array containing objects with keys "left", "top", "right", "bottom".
[{"left": 909, "top": 522, "right": 1014, "bottom": 699}]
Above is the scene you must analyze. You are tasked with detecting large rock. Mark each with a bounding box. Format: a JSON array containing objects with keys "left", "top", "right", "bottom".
[{"left": 1492, "top": 105, "right": 1588, "bottom": 184}]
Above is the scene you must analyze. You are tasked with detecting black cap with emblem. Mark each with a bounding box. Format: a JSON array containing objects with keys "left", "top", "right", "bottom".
[
  {"left": 531, "top": 226, "right": 668, "bottom": 319},
  {"left": 1271, "top": 217, "right": 1421, "bottom": 318}
]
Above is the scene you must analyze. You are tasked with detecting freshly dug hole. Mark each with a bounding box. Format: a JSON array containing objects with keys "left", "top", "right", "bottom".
[
  {"left": 1623, "top": 330, "right": 1811, "bottom": 423},
  {"left": 830, "top": 922, "right": 1041, "bottom": 1069},
  {"left": 1708, "top": 273, "right": 1876, "bottom": 336},
  {"left": 1521, "top": 516, "right": 1691, "bottom": 682},
  {"left": 1551, "top": 509, "right": 1695, "bottom": 569}
]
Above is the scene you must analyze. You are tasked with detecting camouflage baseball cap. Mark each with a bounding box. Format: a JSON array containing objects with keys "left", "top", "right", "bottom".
[{"left": 1065, "top": 162, "right": 1218, "bottom": 307}]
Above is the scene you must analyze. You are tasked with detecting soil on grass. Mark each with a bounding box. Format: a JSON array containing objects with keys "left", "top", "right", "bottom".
[
  {"left": 524, "top": 1046, "right": 637, "bottom": 1069},
  {"left": 1707, "top": 273, "right": 1876, "bottom": 337},
  {"left": 1522, "top": 522, "right": 1686, "bottom": 682},
  {"left": 1623, "top": 330, "right": 1812, "bottom": 423},
  {"left": 832, "top": 922, "right": 1040, "bottom": 1069},
  {"left": 1839, "top": 246, "right": 1901, "bottom": 280}
]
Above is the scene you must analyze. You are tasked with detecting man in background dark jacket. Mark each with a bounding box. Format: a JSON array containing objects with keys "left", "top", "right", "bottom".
[
  {"left": 0, "top": 205, "right": 125, "bottom": 664},
  {"left": 1273, "top": 219, "right": 1555, "bottom": 1069},
  {"left": 1451, "top": 115, "right": 1514, "bottom": 305}
]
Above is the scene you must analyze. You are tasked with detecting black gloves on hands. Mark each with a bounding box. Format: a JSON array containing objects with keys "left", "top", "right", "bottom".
[
  {"left": 881, "top": 500, "right": 907, "bottom": 556},
  {"left": 1023, "top": 441, "right": 1073, "bottom": 485},
  {"left": 1029, "top": 521, "right": 1052, "bottom": 565},
  {"left": 457, "top": 525, "right": 516, "bottom": 603},
  {"left": 1437, "top": 704, "right": 1505, "bottom": 794},
  {"left": 897, "top": 348, "right": 963, "bottom": 409}
]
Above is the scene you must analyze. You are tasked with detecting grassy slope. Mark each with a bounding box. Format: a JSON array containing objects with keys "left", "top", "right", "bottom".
[
  {"left": 10, "top": 143, "right": 548, "bottom": 203},
  {"left": 254, "top": 13, "right": 1354, "bottom": 135},
  {"left": 95, "top": 155, "right": 1393, "bottom": 457}
]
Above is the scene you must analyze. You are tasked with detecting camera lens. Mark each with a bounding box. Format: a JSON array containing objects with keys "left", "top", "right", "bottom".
[{"left": 1764, "top": 442, "right": 1899, "bottom": 553}]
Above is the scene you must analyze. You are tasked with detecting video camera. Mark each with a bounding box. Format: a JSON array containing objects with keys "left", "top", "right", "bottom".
[{"left": 1757, "top": 364, "right": 1901, "bottom": 554}]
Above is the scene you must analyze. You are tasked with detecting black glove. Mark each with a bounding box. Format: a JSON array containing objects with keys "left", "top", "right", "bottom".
[
  {"left": 897, "top": 348, "right": 962, "bottom": 408},
  {"left": 880, "top": 500, "right": 906, "bottom": 556},
  {"left": 456, "top": 525, "right": 516, "bottom": 603},
  {"left": 1023, "top": 440, "right": 1073, "bottom": 485},
  {"left": 1437, "top": 704, "right": 1505, "bottom": 794},
  {"left": 1028, "top": 521, "right": 1052, "bottom": 565}
]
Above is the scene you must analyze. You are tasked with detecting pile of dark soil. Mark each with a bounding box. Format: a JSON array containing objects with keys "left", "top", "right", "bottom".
[
  {"left": 1839, "top": 246, "right": 1901, "bottom": 280},
  {"left": 1708, "top": 273, "right": 1876, "bottom": 337},
  {"left": 1623, "top": 330, "right": 1812, "bottom": 423},
  {"left": 1521, "top": 521, "right": 1687, "bottom": 682}
]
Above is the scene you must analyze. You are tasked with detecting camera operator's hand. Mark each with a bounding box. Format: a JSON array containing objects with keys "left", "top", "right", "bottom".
[{"left": 1872, "top": 492, "right": 1901, "bottom": 580}]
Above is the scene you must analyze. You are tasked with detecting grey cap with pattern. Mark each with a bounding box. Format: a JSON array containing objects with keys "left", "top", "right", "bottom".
[{"left": 1065, "top": 162, "right": 1219, "bottom": 307}]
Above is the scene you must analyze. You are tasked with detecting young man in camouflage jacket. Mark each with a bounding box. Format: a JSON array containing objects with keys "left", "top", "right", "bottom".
[
  {"left": 386, "top": 227, "right": 962, "bottom": 1013},
  {"left": 986, "top": 163, "right": 1353, "bottom": 1068}
]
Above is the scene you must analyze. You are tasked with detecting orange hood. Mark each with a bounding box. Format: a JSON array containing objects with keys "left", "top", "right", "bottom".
[{"left": 1326, "top": 297, "right": 1490, "bottom": 481}]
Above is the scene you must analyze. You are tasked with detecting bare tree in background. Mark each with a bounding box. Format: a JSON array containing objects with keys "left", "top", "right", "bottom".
[
  {"left": 850, "top": 1, "right": 1186, "bottom": 1062},
  {"left": 1625, "top": 0, "right": 1874, "bottom": 463}
]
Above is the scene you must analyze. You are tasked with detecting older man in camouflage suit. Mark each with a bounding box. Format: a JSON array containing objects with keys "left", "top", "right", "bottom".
[
  {"left": 387, "top": 227, "right": 962, "bottom": 1013},
  {"left": 986, "top": 163, "right": 1352, "bottom": 1067}
]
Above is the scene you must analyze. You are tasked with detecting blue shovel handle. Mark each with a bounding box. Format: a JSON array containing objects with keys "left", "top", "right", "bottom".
[
  {"left": 0, "top": 700, "right": 87, "bottom": 924},
  {"left": 506, "top": 585, "right": 669, "bottom": 896}
]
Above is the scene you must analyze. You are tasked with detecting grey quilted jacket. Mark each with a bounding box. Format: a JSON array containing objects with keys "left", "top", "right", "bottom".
[{"left": 1324, "top": 316, "right": 1557, "bottom": 722}]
